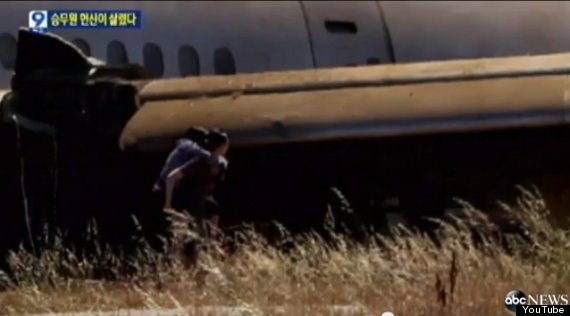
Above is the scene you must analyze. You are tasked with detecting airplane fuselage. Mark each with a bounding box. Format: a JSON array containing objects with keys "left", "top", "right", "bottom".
[{"left": 1, "top": 1, "right": 570, "bottom": 87}]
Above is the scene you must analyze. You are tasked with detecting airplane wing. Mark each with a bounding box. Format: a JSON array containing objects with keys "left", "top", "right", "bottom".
[
  {"left": 7, "top": 28, "right": 570, "bottom": 153},
  {"left": 119, "top": 52, "right": 570, "bottom": 152}
]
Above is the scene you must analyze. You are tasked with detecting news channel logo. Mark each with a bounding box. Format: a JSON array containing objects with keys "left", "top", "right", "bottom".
[
  {"left": 28, "top": 10, "right": 142, "bottom": 31},
  {"left": 504, "top": 290, "right": 570, "bottom": 313},
  {"left": 505, "top": 290, "right": 527, "bottom": 313},
  {"left": 28, "top": 10, "right": 48, "bottom": 32}
]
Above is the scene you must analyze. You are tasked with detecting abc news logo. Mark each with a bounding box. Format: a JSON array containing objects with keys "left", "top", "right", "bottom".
[{"left": 504, "top": 290, "right": 569, "bottom": 313}]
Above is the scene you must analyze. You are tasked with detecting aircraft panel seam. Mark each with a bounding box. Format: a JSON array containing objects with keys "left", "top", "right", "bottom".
[
  {"left": 375, "top": 1, "right": 396, "bottom": 63},
  {"left": 298, "top": 1, "right": 317, "bottom": 68}
]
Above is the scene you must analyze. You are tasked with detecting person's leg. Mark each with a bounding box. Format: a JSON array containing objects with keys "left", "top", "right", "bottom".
[
  {"left": 203, "top": 196, "right": 221, "bottom": 238},
  {"left": 200, "top": 196, "right": 225, "bottom": 258},
  {"left": 150, "top": 189, "right": 173, "bottom": 247}
]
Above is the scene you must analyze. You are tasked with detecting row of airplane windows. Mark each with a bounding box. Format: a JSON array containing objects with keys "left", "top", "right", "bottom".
[
  {"left": 0, "top": 33, "right": 236, "bottom": 77},
  {"left": 0, "top": 30, "right": 382, "bottom": 78}
]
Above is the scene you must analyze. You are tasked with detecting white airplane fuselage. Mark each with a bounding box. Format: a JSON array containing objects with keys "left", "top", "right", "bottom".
[{"left": 1, "top": 1, "right": 570, "bottom": 87}]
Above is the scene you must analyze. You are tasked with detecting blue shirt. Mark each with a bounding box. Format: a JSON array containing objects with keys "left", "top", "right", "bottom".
[{"left": 154, "top": 139, "right": 209, "bottom": 191}]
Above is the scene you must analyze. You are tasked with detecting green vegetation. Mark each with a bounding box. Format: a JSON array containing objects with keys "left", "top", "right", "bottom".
[{"left": 0, "top": 189, "right": 568, "bottom": 315}]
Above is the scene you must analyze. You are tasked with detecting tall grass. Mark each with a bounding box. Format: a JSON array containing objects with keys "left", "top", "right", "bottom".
[{"left": 0, "top": 189, "right": 568, "bottom": 315}]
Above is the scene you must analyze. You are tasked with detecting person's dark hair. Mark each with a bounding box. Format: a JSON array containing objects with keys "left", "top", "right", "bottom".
[
  {"left": 184, "top": 126, "right": 209, "bottom": 147},
  {"left": 205, "top": 129, "right": 229, "bottom": 151}
]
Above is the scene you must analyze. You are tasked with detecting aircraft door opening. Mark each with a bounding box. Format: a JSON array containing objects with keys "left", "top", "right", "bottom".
[{"left": 300, "top": 1, "right": 393, "bottom": 68}]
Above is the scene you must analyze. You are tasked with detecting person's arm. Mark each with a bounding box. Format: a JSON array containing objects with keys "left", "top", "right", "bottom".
[
  {"left": 164, "top": 156, "right": 201, "bottom": 209},
  {"left": 164, "top": 168, "right": 184, "bottom": 209}
]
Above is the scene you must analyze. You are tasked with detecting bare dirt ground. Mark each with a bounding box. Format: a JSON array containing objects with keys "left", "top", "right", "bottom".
[{"left": 25, "top": 305, "right": 367, "bottom": 316}]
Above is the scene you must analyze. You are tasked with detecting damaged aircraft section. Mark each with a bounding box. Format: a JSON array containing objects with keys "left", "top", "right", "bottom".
[{"left": 0, "top": 29, "right": 570, "bottom": 265}]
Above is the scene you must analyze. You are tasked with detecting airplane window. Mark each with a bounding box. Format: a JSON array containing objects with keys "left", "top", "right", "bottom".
[
  {"left": 178, "top": 45, "right": 200, "bottom": 77},
  {"left": 214, "top": 47, "right": 236, "bottom": 75},
  {"left": 367, "top": 57, "right": 381, "bottom": 65},
  {"left": 325, "top": 20, "right": 358, "bottom": 34},
  {"left": 72, "top": 38, "right": 91, "bottom": 56},
  {"left": 107, "top": 40, "right": 129, "bottom": 66},
  {"left": 0, "top": 33, "right": 17, "bottom": 70},
  {"left": 143, "top": 43, "right": 164, "bottom": 78}
]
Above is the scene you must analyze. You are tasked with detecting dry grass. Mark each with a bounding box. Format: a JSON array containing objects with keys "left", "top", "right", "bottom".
[{"left": 0, "top": 189, "right": 568, "bottom": 315}]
